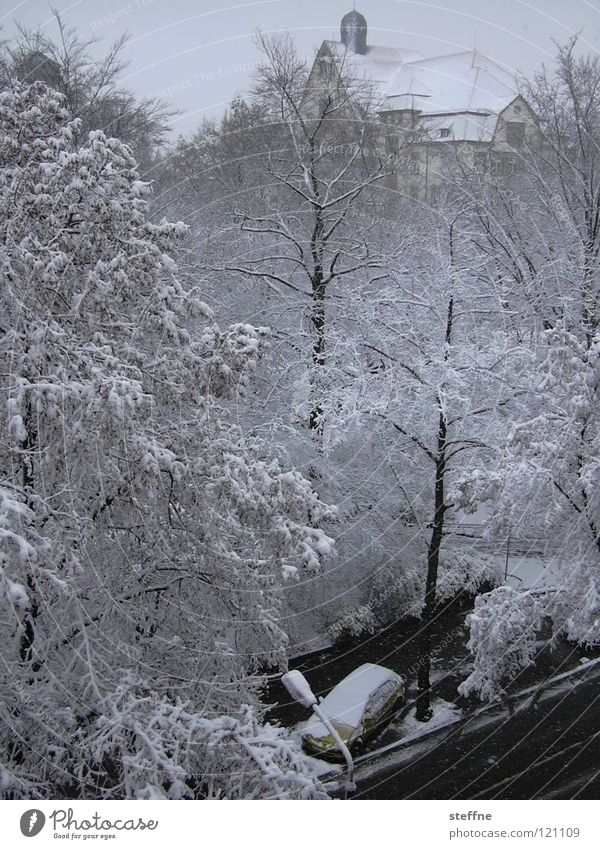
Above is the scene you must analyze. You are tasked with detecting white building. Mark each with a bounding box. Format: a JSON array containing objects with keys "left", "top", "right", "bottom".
[{"left": 308, "top": 10, "right": 539, "bottom": 202}]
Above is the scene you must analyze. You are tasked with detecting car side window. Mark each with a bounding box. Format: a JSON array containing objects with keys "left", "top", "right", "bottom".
[{"left": 363, "top": 681, "right": 399, "bottom": 724}]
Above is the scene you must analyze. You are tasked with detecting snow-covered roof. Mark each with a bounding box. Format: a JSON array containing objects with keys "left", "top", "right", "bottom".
[
  {"left": 387, "top": 50, "right": 518, "bottom": 115},
  {"left": 324, "top": 40, "right": 424, "bottom": 94},
  {"left": 323, "top": 40, "right": 519, "bottom": 140},
  {"left": 417, "top": 112, "right": 500, "bottom": 143},
  {"left": 301, "top": 663, "right": 402, "bottom": 739}
]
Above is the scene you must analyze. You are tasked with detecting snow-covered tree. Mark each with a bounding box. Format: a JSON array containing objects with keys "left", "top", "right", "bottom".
[
  {"left": 2, "top": 10, "right": 172, "bottom": 171},
  {"left": 0, "top": 80, "right": 333, "bottom": 799},
  {"left": 455, "top": 42, "right": 600, "bottom": 698},
  {"left": 322, "top": 207, "right": 523, "bottom": 716},
  {"left": 457, "top": 321, "right": 600, "bottom": 654},
  {"left": 215, "top": 31, "right": 405, "bottom": 436},
  {"left": 458, "top": 586, "right": 543, "bottom": 702},
  {"left": 152, "top": 33, "right": 422, "bottom": 645}
]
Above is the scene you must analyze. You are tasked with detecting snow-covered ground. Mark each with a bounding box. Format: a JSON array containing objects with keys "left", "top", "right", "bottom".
[
  {"left": 503, "top": 552, "right": 563, "bottom": 591},
  {"left": 454, "top": 503, "right": 564, "bottom": 593},
  {"left": 394, "top": 698, "right": 462, "bottom": 743}
]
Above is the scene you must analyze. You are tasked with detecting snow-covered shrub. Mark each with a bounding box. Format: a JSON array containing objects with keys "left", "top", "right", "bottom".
[
  {"left": 364, "top": 540, "right": 425, "bottom": 625},
  {"left": 458, "top": 586, "right": 544, "bottom": 702},
  {"left": 551, "top": 564, "right": 600, "bottom": 647},
  {"left": 454, "top": 322, "right": 600, "bottom": 655},
  {"left": 357, "top": 549, "right": 501, "bottom": 634},
  {"left": 327, "top": 604, "right": 378, "bottom": 645},
  {"left": 0, "top": 81, "right": 333, "bottom": 799},
  {"left": 325, "top": 550, "right": 500, "bottom": 646},
  {"left": 436, "top": 551, "right": 503, "bottom": 603}
]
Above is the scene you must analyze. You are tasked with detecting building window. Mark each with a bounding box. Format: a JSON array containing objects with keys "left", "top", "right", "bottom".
[
  {"left": 386, "top": 134, "right": 400, "bottom": 155},
  {"left": 439, "top": 127, "right": 451, "bottom": 139},
  {"left": 474, "top": 151, "right": 489, "bottom": 171},
  {"left": 492, "top": 153, "right": 517, "bottom": 176},
  {"left": 506, "top": 121, "right": 525, "bottom": 148},
  {"left": 407, "top": 151, "right": 420, "bottom": 174}
]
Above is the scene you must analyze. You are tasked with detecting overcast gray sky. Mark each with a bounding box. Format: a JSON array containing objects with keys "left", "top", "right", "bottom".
[{"left": 1, "top": 0, "right": 599, "bottom": 137}]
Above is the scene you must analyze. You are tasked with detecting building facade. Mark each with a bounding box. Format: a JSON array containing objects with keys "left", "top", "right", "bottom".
[{"left": 307, "top": 10, "right": 540, "bottom": 203}]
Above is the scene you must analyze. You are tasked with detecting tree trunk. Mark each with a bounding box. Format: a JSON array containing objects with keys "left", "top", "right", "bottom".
[
  {"left": 416, "top": 296, "right": 453, "bottom": 722},
  {"left": 309, "top": 187, "right": 326, "bottom": 436},
  {"left": 18, "top": 393, "right": 39, "bottom": 667},
  {"left": 415, "top": 415, "right": 447, "bottom": 721},
  {"left": 309, "top": 276, "right": 326, "bottom": 434}
]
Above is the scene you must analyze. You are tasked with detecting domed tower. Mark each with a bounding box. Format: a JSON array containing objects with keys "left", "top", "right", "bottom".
[{"left": 340, "top": 9, "right": 367, "bottom": 54}]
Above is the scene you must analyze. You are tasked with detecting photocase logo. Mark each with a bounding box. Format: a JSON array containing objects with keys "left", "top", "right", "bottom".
[{"left": 19, "top": 810, "right": 46, "bottom": 837}]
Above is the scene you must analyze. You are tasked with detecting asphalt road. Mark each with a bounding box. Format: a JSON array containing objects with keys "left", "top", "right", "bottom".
[{"left": 350, "top": 659, "right": 600, "bottom": 799}]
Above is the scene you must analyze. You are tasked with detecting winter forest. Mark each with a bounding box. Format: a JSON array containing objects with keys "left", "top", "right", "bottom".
[{"left": 2, "top": 6, "right": 600, "bottom": 801}]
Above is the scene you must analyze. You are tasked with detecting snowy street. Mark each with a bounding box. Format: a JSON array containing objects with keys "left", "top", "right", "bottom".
[{"left": 351, "top": 657, "right": 600, "bottom": 799}]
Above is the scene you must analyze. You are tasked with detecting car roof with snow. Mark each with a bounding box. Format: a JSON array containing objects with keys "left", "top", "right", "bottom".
[{"left": 302, "top": 663, "right": 403, "bottom": 739}]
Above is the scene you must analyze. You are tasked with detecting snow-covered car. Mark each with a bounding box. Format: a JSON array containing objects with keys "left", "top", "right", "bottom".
[{"left": 301, "top": 663, "right": 404, "bottom": 761}]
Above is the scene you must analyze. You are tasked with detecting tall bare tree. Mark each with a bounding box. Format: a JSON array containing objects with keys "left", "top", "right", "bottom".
[
  {"left": 215, "top": 32, "right": 406, "bottom": 437},
  {"left": 3, "top": 9, "right": 173, "bottom": 170}
]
